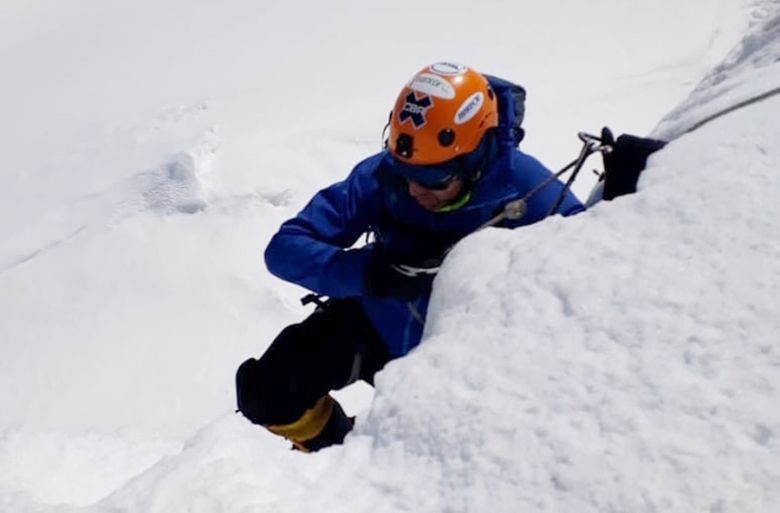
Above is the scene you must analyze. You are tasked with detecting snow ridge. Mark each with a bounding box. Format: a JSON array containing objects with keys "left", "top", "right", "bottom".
[{"left": 655, "top": 3, "right": 780, "bottom": 139}]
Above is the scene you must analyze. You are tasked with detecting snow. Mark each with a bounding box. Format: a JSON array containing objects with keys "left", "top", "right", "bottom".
[
  {"left": 418, "top": 102, "right": 780, "bottom": 512},
  {"left": 1, "top": 0, "right": 778, "bottom": 512}
]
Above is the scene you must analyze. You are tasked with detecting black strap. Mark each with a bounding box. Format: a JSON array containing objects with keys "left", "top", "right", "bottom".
[{"left": 300, "top": 293, "right": 329, "bottom": 310}]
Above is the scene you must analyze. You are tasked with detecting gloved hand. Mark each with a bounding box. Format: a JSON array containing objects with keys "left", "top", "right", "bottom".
[
  {"left": 601, "top": 127, "right": 667, "bottom": 200},
  {"left": 363, "top": 249, "right": 439, "bottom": 299}
]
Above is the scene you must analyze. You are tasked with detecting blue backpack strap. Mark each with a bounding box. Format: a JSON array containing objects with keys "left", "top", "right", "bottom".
[{"left": 484, "top": 74, "right": 526, "bottom": 147}]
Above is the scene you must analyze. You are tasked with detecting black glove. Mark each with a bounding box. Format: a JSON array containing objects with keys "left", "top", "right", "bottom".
[
  {"left": 363, "top": 249, "right": 439, "bottom": 299},
  {"left": 601, "top": 127, "right": 667, "bottom": 200}
]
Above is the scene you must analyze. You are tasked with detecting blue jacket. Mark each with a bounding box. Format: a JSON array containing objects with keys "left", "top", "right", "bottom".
[{"left": 264, "top": 141, "right": 584, "bottom": 358}]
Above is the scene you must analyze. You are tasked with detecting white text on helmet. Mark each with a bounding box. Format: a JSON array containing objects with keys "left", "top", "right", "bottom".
[{"left": 455, "top": 92, "right": 484, "bottom": 125}]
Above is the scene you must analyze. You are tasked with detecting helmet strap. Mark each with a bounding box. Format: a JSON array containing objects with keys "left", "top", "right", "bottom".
[
  {"left": 456, "top": 129, "right": 497, "bottom": 183},
  {"left": 380, "top": 112, "right": 392, "bottom": 150}
]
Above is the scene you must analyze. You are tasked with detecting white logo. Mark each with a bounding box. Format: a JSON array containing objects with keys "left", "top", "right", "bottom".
[
  {"left": 454, "top": 92, "right": 484, "bottom": 125},
  {"left": 430, "top": 62, "right": 467, "bottom": 76},
  {"left": 409, "top": 73, "right": 456, "bottom": 99}
]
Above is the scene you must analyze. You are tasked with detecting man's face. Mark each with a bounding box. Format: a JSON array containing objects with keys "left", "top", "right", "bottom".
[{"left": 407, "top": 177, "right": 465, "bottom": 212}]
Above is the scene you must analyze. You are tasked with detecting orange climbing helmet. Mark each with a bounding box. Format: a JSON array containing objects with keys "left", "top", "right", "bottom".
[{"left": 387, "top": 62, "right": 499, "bottom": 166}]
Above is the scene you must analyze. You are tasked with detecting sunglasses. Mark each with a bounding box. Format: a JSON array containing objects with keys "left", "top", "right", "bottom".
[
  {"left": 407, "top": 173, "right": 457, "bottom": 191},
  {"left": 387, "top": 155, "right": 462, "bottom": 190}
]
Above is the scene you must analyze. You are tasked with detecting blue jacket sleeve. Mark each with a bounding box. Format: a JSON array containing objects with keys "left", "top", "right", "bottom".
[{"left": 264, "top": 165, "right": 379, "bottom": 298}]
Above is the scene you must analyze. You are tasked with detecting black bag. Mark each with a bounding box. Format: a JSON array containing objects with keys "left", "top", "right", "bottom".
[{"left": 600, "top": 127, "right": 667, "bottom": 200}]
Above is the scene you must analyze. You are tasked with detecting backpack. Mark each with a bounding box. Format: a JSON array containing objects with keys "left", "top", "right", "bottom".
[{"left": 484, "top": 74, "right": 527, "bottom": 147}]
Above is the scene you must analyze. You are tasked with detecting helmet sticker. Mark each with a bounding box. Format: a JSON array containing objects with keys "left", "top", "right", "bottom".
[
  {"left": 399, "top": 92, "right": 433, "bottom": 129},
  {"left": 454, "top": 92, "right": 484, "bottom": 125},
  {"left": 430, "top": 62, "right": 467, "bottom": 76},
  {"left": 409, "top": 73, "right": 456, "bottom": 99}
]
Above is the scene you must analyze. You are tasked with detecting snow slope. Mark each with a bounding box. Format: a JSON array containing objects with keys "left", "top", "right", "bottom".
[{"left": 1, "top": 0, "right": 778, "bottom": 512}]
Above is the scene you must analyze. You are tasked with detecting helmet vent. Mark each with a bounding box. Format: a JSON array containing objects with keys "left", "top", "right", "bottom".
[
  {"left": 438, "top": 129, "right": 455, "bottom": 147},
  {"left": 396, "top": 133, "right": 414, "bottom": 158}
]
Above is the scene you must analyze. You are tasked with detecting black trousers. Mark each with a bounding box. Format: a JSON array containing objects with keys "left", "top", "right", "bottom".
[{"left": 236, "top": 299, "right": 391, "bottom": 426}]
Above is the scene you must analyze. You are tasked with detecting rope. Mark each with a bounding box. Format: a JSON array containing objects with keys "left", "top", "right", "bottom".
[{"left": 682, "top": 85, "right": 780, "bottom": 136}]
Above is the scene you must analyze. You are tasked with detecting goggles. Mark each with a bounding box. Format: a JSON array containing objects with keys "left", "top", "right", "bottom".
[
  {"left": 383, "top": 131, "right": 492, "bottom": 190},
  {"left": 384, "top": 154, "right": 462, "bottom": 190}
]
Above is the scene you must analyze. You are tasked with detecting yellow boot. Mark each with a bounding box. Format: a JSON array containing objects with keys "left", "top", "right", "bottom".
[{"left": 266, "top": 395, "right": 353, "bottom": 452}]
